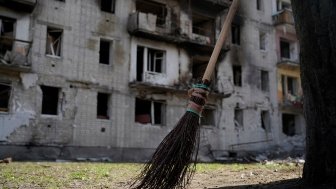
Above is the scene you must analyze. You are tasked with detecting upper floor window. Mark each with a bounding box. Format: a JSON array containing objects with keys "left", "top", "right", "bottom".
[
  {"left": 46, "top": 27, "right": 63, "bottom": 57},
  {"left": 276, "top": 0, "right": 291, "bottom": 11},
  {"left": 101, "top": 0, "right": 116, "bottom": 14},
  {"left": 231, "top": 24, "right": 240, "bottom": 45},
  {"left": 259, "top": 32, "right": 266, "bottom": 50},
  {"left": 256, "top": 0, "right": 264, "bottom": 11},
  {"left": 136, "top": 46, "right": 166, "bottom": 81},
  {"left": 233, "top": 65, "right": 242, "bottom": 87},
  {"left": 99, "top": 39, "right": 113, "bottom": 65}
]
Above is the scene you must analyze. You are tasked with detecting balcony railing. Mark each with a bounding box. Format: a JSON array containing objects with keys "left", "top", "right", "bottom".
[
  {"left": 280, "top": 93, "right": 303, "bottom": 110},
  {"left": 273, "top": 9, "right": 294, "bottom": 26},
  {"left": 0, "top": 0, "right": 37, "bottom": 13},
  {"left": 0, "top": 36, "right": 32, "bottom": 72}
]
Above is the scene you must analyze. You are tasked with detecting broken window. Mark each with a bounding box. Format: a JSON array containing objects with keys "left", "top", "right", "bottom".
[
  {"left": 46, "top": 27, "right": 63, "bottom": 57},
  {"left": 136, "top": 46, "right": 166, "bottom": 81},
  {"left": 0, "top": 83, "right": 11, "bottom": 112},
  {"left": 192, "top": 60, "right": 207, "bottom": 81},
  {"left": 261, "top": 111, "right": 271, "bottom": 132},
  {"left": 55, "top": 0, "right": 65, "bottom": 2},
  {"left": 99, "top": 39, "right": 112, "bottom": 65},
  {"left": 136, "top": 0, "right": 167, "bottom": 27},
  {"left": 192, "top": 13, "right": 215, "bottom": 42},
  {"left": 234, "top": 108, "right": 244, "bottom": 128},
  {"left": 135, "top": 98, "right": 165, "bottom": 125},
  {"left": 231, "top": 24, "right": 240, "bottom": 45},
  {"left": 97, "top": 92, "right": 110, "bottom": 119},
  {"left": 256, "top": 0, "right": 263, "bottom": 11},
  {"left": 41, "top": 85, "right": 59, "bottom": 115},
  {"left": 281, "top": 75, "right": 298, "bottom": 96},
  {"left": 201, "top": 108, "right": 215, "bottom": 126},
  {"left": 280, "top": 39, "right": 290, "bottom": 59},
  {"left": 233, "top": 65, "right": 242, "bottom": 87},
  {"left": 259, "top": 32, "right": 266, "bottom": 50},
  {"left": 260, "top": 70, "right": 269, "bottom": 92},
  {"left": 282, "top": 113, "right": 296, "bottom": 136},
  {"left": 101, "top": 0, "right": 116, "bottom": 13},
  {"left": 0, "top": 17, "right": 15, "bottom": 58}
]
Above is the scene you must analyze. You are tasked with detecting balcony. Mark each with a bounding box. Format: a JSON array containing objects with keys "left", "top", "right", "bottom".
[
  {"left": 0, "top": 36, "right": 32, "bottom": 72},
  {"left": 277, "top": 59, "right": 299, "bottom": 70},
  {"left": 273, "top": 9, "right": 296, "bottom": 33},
  {"left": 128, "top": 12, "right": 178, "bottom": 43},
  {"left": 279, "top": 93, "right": 303, "bottom": 112},
  {"left": 0, "top": 0, "right": 37, "bottom": 13}
]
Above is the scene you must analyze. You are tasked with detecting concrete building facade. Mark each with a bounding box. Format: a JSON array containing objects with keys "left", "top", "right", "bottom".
[{"left": 0, "top": 0, "right": 305, "bottom": 161}]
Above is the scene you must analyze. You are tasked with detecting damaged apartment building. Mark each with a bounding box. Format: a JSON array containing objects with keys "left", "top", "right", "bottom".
[{"left": 0, "top": 0, "right": 305, "bottom": 161}]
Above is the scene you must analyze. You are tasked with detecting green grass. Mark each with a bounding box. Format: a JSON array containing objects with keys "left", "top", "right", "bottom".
[{"left": 0, "top": 162, "right": 300, "bottom": 189}]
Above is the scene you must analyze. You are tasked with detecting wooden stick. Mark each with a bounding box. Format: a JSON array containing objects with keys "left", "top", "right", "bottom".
[{"left": 202, "top": 0, "right": 240, "bottom": 82}]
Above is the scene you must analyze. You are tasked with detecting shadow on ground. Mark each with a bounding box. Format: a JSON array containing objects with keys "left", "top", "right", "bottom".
[{"left": 209, "top": 179, "right": 336, "bottom": 189}]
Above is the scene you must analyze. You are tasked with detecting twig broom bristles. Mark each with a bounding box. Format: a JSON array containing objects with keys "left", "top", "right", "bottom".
[{"left": 132, "top": 1, "right": 239, "bottom": 188}]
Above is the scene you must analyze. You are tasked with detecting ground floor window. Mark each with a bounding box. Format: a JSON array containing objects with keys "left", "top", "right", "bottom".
[
  {"left": 0, "top": 83, "right": 11, "bottom": 112},
  {"left": 135, "top": 98, "right": 165, "bottom": 125},
  {"left": 282, "top": 113, "right": 296, "bottom": 136}
]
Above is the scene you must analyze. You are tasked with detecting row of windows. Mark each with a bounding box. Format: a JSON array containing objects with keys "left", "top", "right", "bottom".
[
  {"left": 232, "top": 65, "right": 270, "bottom": 92},
  {"left": 2, "top": 83, "right": 302, "bottom": 135}
]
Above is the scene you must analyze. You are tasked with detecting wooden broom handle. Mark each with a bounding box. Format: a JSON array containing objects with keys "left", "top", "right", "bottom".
[{"left": 202, "top": 0, "right": 240, "bottom": 82}]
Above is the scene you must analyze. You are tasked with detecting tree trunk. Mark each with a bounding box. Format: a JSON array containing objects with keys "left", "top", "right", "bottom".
[{"left": 291, "top": 0, "right": 336, "bottom": 185}]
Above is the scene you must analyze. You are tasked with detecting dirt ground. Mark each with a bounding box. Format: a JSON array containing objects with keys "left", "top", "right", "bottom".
[{"left": 189, "top": 162, "right": 303, "bottom": 189}]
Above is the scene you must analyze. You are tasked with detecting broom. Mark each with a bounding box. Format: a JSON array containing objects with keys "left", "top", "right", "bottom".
[{"left": 132, "top": 0, "right": 239, "bottom": 188}]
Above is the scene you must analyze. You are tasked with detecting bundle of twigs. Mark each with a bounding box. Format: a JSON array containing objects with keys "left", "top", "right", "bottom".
[{"left": 132, "top": 0, "right": 239, "bottom": 188}]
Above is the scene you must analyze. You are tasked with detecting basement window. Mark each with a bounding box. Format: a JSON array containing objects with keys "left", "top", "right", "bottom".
[
  {"left": 260, "top": 70, "right": 269, "bottom": 92},
  {"left": 261, "top": 111, "right": 271, "bottom": 132},
  {"left": 46, "top": 27, "right": 63, "bottom": 57},
  {"left": 282, "top": 113, "right": 296, "bottom": 136},
  {"left": 231, "top": 24, "right": 240, "bottom": 45},
  {"left": 97, "top": 92, "right": 110, "bottom": 119},
  {"left": 234, "top": 108, "right": 244, "bottom": 128},
  {"left": 0, "top": 83, "right": 11, "bottom": 112},
  {"left": 259, "top": 32, "right": 266, "bottom": 50},
  {"left": 135, "top": 98, "right": 165, "bottom": 125},
  {"left": 0, "top": 17, "right": 16, "bottom": 58},
  {"left": 41, "top": 85, "right": 59, "bottom": 115},
  {"left": 99, "top": 39, "right": 112, "bottom": 65},
  {"left": 201, "top": 108, "right": 215, "bottom": 126},
  {"left": 101, "top": 0, "right": 116, "bottom": 14},
  {"left": 136, "top": 46, "right": 166, "bottom": 81},
  {"left": 136, "top": 0, "right": 167, "bottom": 27},
  {"left": 233, "top": 65, "right": 242, "bottom": 87}
]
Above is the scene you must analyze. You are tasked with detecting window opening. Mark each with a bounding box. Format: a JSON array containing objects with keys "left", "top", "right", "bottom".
[
  {"left": 101, "top": 0, "right": 116, "bottom": 13},
  {"left": 0, "top": 83, "right": 11, "bottom": 112},
  {"left": 46, "top": 27, "right": 63, "bottom": 57},
  {"left": 282, "top": 113, "right": 296, "bottom": 136},
  {"left": 280, "top": 39, "right": 290, "bottom": 59},
  {"left": 231, "top": 24, "right": 240, "bottom": 45},
  {"left": 259, "top": 32, "right": 266, "bottom": 50},
  {"left": 234, "top": 108, "right": 243, "bottom": 128},
  {"left": 41, "top": 85, "right": 59, "bottom": 115},
  {"left": 201, "top": 108, "right": 215, "bottom": 126},
  {"left": 99, "top": 39, "right": 112, "bottom": 65},
  {"left": 97, "top": 92, "right": 110, "bottom": 119},
  {"left": 135, "top": 98, "right": 165, "bottom": 125},
  {"left": 0, "top": 17, "right": 15, "bottom": 58},
  {"left": 261, "top": 111, "right": 271, "bottom": 132},
  {"left": 260, "top": 70, "right": 269, "bottom": 92},
  {"left": 233, "top": 65, "right": 242, "bottom": 87}
]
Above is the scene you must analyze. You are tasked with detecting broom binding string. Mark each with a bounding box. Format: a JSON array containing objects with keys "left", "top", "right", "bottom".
[{"left": 186, "top": 83, "right": 210, "bottom": 117}]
